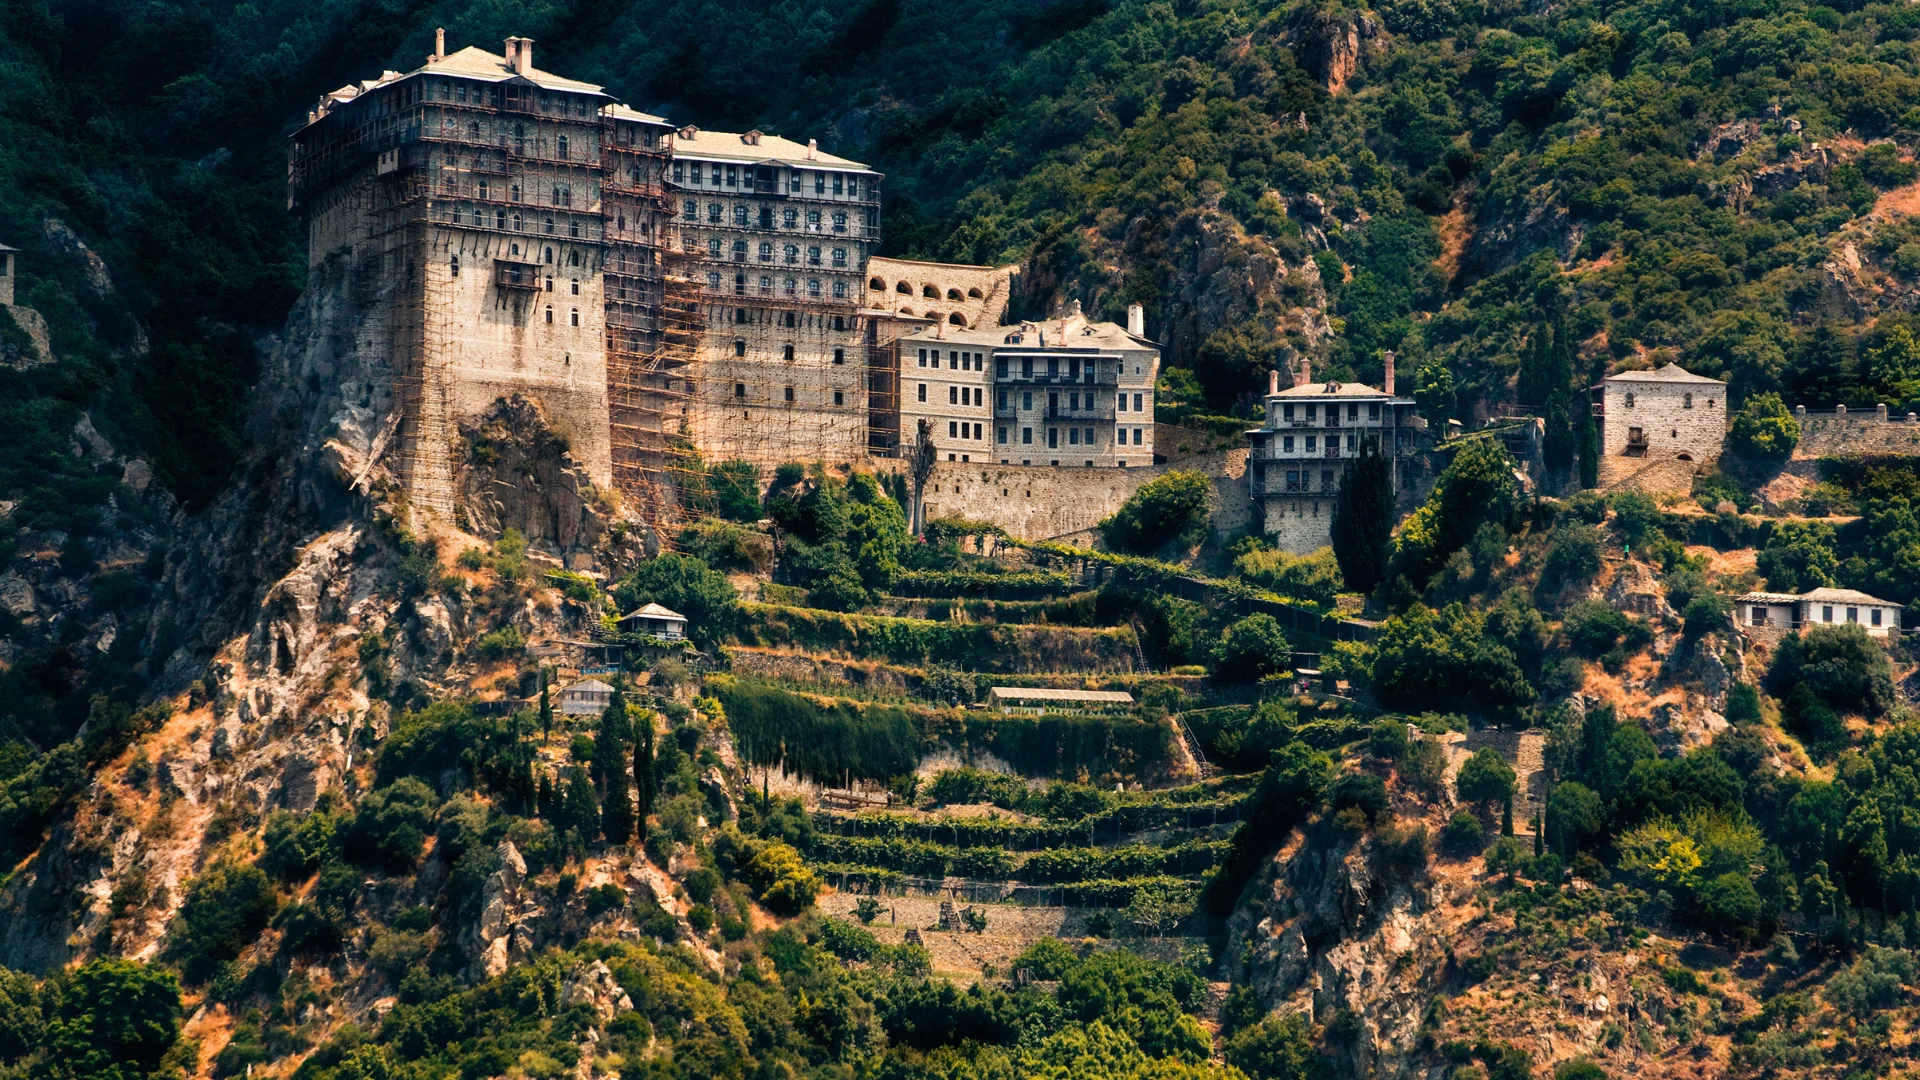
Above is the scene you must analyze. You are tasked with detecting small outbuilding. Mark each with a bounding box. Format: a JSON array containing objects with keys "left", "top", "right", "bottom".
[
  {"left": 987, "top": 686, "right": 1134, "bottom": 715},
  {"left": 1734, "top": 587, "right": 1902, "bottom": 639},
  {"left": 618, "top": 602, "right": 687, "bottom": 641},
  {"left": 560, "top": 678, "right": 617, "bottom": 716}
]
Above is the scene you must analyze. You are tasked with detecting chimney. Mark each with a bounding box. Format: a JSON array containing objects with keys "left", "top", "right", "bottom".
[
  {"left": 503, "top": 37, "right": 532, "bottom": 75},
  {"left": 1127, "top": 302, "right": 1144, "bottom": 337},
  {"left": 1382, "top": 349, "right": 1395, "bottom": 396},
  {"left": 1269, "top": 370, "right": 1280, "bottom": 396},
  {"left": 807, "top": 138, "right": 818, "bottom": 160},
  {"left": 1294, "top": 358, "right": 1310, "bottom": 388},
  {"left": 433, "top": 27, "right": 445, "bottom": 61}
]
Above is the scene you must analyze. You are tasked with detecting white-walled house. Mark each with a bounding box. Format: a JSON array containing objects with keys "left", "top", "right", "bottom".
[{"left": 1734, "top": 587, "right": 1903, "bottom": 638}]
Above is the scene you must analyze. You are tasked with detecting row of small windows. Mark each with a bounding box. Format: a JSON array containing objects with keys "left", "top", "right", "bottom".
[
  {"left": 433, "top": 114, "right": 594, "bottom": 159},
  {"left": 733, "top": 340, "right": 846, "bottom": 364},
  {"left": 1279, "top": 401, "right": 1381, "bottom": 423},
  {"left": 442, "top": 172, "right": 595, "bottom": 209},
  {"left": 706, "top": 273, "right": 848, "bottom": 298},
  {"left": 683, "top": 202, "right": 855, "bottom": 233},
  {"left": 918, "top": 349, "right": 985, "bottom": 369},
  {"left": 1273, "top": 433, "right": 1362, "bottom": 453},
  {"left": 543, "top": 307, "right": 582, "bottom": 326},
  {"left": 673, "top": 161, "right": 862, "bottom": 197},
  {"left": 430, "top": 78, "right": 601, "bottom": 122},
  {"left": 697, "top": 237, "right": 849, "bottom": 267},
  {"left": 732, "top": 383, "right": 848, "bottom": 407},
  {"left": 986, "top": 427, "right": 1142, "bottom": 448},
  {"left": 445, "top": 205, "right": 589, "bottom": 237}
]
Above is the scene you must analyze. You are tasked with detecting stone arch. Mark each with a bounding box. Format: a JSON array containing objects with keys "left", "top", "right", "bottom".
[
  {"left": 967, "top": 286, "right": 983, "bottom": 298},
  {"left": 946, "top": 287, "right": 963, "bottom": 300},
  {"left": 1677, "top": 452, "right": 1694, "bottom": 461},
  {"left": 948, "top": 311, "right": 967, "bottom": 327},
  {"left": 895, "top": 281, "right": 912, "bottom": 294},
  {"left": 869, "top": 276, "right": 886, "bottom": 291},
  {"left": 922, "top": 284, "right": 938, "bottom": 298}
]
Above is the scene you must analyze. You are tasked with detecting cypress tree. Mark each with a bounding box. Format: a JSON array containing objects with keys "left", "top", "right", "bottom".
[
  {"left": 633, "top": 710, "right": 657, "bottom": 843},
  {"left": 1330, "top": 435, "right": 1394, "bottom": 596},
  {"left": 602, "top": 764, "right": 634, "bottom": 844},
  {"left": 560, "top": 765, "right": 600, "bottom": 846},
  {"left": 593, "top": 686, "right": 632, "bottom": 794},
  {"left": 1533, "top": 813, "right": 1543, "bottom": 857},
  {"left": 1542, "top": 318, "right": 1577, "bottom": 473},
  {"left": 1501, "top": 796, "right": 1514, "bottom": 837},
  {"left": 538, "top": 672, "right": 553, "bottom": 743}
]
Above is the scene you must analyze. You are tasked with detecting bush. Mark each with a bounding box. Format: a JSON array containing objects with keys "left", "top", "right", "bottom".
[
  {"left": 1455, "top": 747, "right": 1516, "bottom": 807},
  {"left": 1368, "top": 718, "right": 1409, "bottom": 761},
  {"left": 612, "top": 553, "right": 740, "bottom": 646},
  {"left": 1234, "top": 547, "right": 1343, "bottom": 607},
  {"left": 260, "top": 808, "right": 340, "bottom": 883},
  {"left": 1327, "top": 772, "right": 1388, "bottom": 821},
  {"left": 1537, "top": 527, "right": 1603, "bottom": 595},
  {"left": 347, "top": 778, "right": 439, "bottom": 872},
  {"left": 1443, "top": 809, "right": 1488, "bottom": 855},
  {"left": 1210, "top": 614, "right": 1292, "bottom": 682},
  {"left": 1225, "top": 1012, "right": 1325, "bottom": 1080},
  {"left": 1099, "top": 471, "right": 1211, "bottom": 555},
  {"left": 165, "top": 863, "right": 279, "bottom": 984},
  {"left": 1729, "top": 393, "right": 1799, "bottom": 459}
]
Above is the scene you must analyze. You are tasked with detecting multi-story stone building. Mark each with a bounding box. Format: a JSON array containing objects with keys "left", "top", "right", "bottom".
[
  {"left": 1597, "top": 363, "right": 1727, "bottom": 465},
  {"left": 289, "top": 35, "right": 676, "bottom": 516},
  {"left": 668, "top": 126, "right": 882, "bottom": 464},
  {"left": 1245, "top": 357, "right": 1427, "bottom": 553},
  {"left": 895, "top": 303, "right": 1158, "bottom": 468}
]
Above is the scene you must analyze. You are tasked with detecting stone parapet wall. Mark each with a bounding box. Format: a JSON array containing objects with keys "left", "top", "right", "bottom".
[{"left": 1792, "top": 406, "right": 1920, "bottom": 459}]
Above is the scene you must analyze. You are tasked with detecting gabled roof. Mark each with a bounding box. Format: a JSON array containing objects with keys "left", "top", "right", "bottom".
[
  {"left": 620, "top": 602, "right": 687, "bottom": 621},
  {"left": 1603, "top": 363, "right": 1725, "bottom": 386},
  {"left": 988, "top": 686, "right": 1134, "bottom": 704},
  {"left": 1268, "top": 380, "right": 1390, "bottom": 400},
  {"left": 1734, "top": 592, "right": 1802, "bottom": 605},
  {"left": 605, "top": 103, "right": 671, "bottom": 126},
  {"left": 1799, "top": 587, "right": 1901, "bottom": 607},
  {"left": 563, "top": 679, "right": 615, "bottom": 694},
  {"left": 419, "top": 45, "right": 606, "bottom": 94},
  {"left": 670, "top": 127, "right": 870, "bottom": 171}
]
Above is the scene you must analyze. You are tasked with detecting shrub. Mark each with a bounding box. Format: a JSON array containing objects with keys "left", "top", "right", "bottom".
[
  {"left": 1537, "top": 526, "right": 1603, "bottom": 595},
  {"left": 1234, "top": 546, "right": 1343, "bottom": 607},
  {"left": 1211, "top": 614, "right": 1292, "bottom": 682},
  {"left": 476, "top": 625, "right": 525, "bottom": 659},
  {"left": 1766, "top": 624, "right": 1897, "bottom": 718},
  {"left": 819, "top": 917, "right": 881, "bottom": 961},
  {"left": 1729, "top": 393, "right": 1798, "bottom": 458},
  {"left": 1443, "top": 810, "right": 1487, "bottom": 854},
  {"left": 260, "top": 808, "right": 340, "bottom": 883},
  {"left": 1368, "top": 718, "right": 1409, "bottom": 761},
  {"left": 1455, "top": 747, "right": 1516, "bottom": 808},
  {"left": 1681, "top": 593, "right": 1730, "bottom": 641},
  {"left": 165, "top": 863, "right": 279, "bottom": 984},
  {"left": 1756, "top": 520, "right": 1836, "bottom": 592},
  {"left": 347, "top": 778, "right": 439, "bottom": 872},
  {"left": 1099, "top": 471, "right": 1211, "bottom": 555},
  {"left": 584, "top": 883, "right": 628, "bottom": 917},
  {"left": 1327, "top": 772, "right": 1388, "bottom": 821}
]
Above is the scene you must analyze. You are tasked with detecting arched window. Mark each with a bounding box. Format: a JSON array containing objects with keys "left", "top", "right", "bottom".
[
  {"left": 1624, "top": 392, "right": 1636, "bottom": 409},
  {"left": 450, "top": 255, "right": 460, "bottom": 277},
  {"left": 783, "top": 343, "right": 795, "bottom": 360},
  {"left": 967, "top": 287, "right": 983, "bottom": 298},
  {"left": 512, "top": 213, "right": 523, "bottom": 231},
  {"left": 947, "top": 288, "right": 962, "bottom": 300},
  {"left": 570, "top": 308, "right": 579, "bottom": 326},
  {"left": 922, "top": 284, "right": 938, "bottom": 298},
  {"left": 734, "top": 340, "right": 747, "bottom": 357},
  {"left": 808, "top": 278, "right": 821, "bottom": 296},
  {"left": 569, "top": 250, "right": 580, "bottom": 267},
  {"left": 783, "top": 277, "right": 797, "bottom": 295},
  {"left": 870, "top": 277, "right": 886, "bottom": 291},
  {"left": 784, "top": 244, "right": 799, "bottom": 264},
  {"left": 543, "top": 216, "right": 555, "bottom": 234},
  {"left": 556, "top": 135, "right": 569, "bottom": 159},
  {"left": 949, "top": 312, "right": 967, "bottom": 326},
  {"left": 545, "top": 247, "right": 554, "bottom": 264},
  {"left": 545, "top": 306, "right": 554, "bottom": 324},
  {"left": 833, "top": 280, "right": 847, "bottom": 298},
  {"left": 896, "top": 281, "right": 911, "bottom": 294},
  {"left": 1684, "top": 392, "right": 1694, "bottom": 409}
]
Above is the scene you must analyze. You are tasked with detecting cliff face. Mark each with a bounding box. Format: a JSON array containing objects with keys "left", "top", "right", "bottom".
[{"left": 0, "top": 246, "right": 623, "bottom": 972}]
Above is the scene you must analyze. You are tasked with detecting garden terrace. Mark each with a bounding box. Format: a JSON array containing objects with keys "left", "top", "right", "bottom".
[{"left": 734, "top": 603, "right": 1141, "bottom": 672}]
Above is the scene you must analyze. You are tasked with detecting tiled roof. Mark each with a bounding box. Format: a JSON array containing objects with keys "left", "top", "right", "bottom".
[
  {"left": 670, "top": 127, "right": 869, "bottom": 170},
  {"left": 1603, "top": 363, "right": 1724, "bottom": 386},
  {"left": 988, "top": 686, "right": 1135, "bottom": 704}
]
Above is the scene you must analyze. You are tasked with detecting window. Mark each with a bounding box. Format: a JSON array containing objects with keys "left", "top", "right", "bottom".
[
  {"left": 708, "top": 239, "right": 722, "bottom": 258},
  {"left": 1085, "top": 428, "right": 1094, "bottom": 444},
  {"left": 1322, "top": 469, "right": 1334, "bottom": 490},
  {"left": 998, "top": 427, "right": 1007, "bottom": 443},
  {"left": 1118, "top": 428, "right": 1128, "bottom": 445},
  {"left": 1134, "top": 393, "right": 1144, "bottom": 412},
  {"left": 784, "top": 385, "right": 794, "bottom": 402},
  {"left": 553, "top": 184, "right": 571, "bottom": 206},
  {"left": 569, "top": 250, "right": 580, "bottom": 267},
  {"left": 783, "top": 208, "right": 798, "bottom": 228},
  {"left": 511, "top": 183, "right": 522, "bottom": 202},
  {"left": 1348, "top": 403, "right": 1358, "bottom": 420},
  {"left": 1283, "top": 435, "right": 1294, "bottom": 452},
  {"left": 1022, "top": 391, "right": 1032, "bottom": 410},
  {"left": 450, "top": 255, "right": 459, "bottom": 277},
  {"left": 567, "top": 219, "right": 580, "bottom": 238},
  {"left": 513, "top": 213, "right": 524, "bottom": 231},
  {"left": 759, "top": 207, "right": 773, "bottom": 228},
  {"left": 707, "top": 272, "right": 722, "bottom": 287},
  {"left": 734, "top": 204, "right": 748, "bottom": 226},
  {"left": 808, "top": 279, "right": 821, "bottom": 296},
  {"left": 1872, "top": 608, "right": 1883, "bottom": 626},
  {"left": 1625, "top": 392, "right": 1636, "bottom": 409},
  {"left": 783, "top": 343, "right": 795, "bottom": 360},
  {"left": 544, "top": 306, "right": 554, "bottom": 324},
  {"left": 833, "top": 390, "right": 844, "bottom": 405},
  {"left": 832, "top": 247, "right": 847, "bottom": 267},
  {"left": 732, "top": 240, "right": 747, "bottom": 261},
  {"left": 734, "top": 272, "right": 746, "bottom": 294},
  {"left": 570, "top": 279, "right": 579, "bottom": 294},
  {"left": 997, "top": 358, "right": 1008, "bottom": 378},
  {"left": 569, "top": 308, "right": 579, "bottom": 326},
  {"left": 673, "top": 162, "right": 684, "bottom": 183},
  {"left": 726, "top": 165, "right": 738, "bottom": 187},
  {"left": 918, "top": 349, "right": 928, "bottom": 367},
  {"left": 1305, "top": 404, "right": 1317, "bottom": 421},
  {"left": 683, "top": 199, "right": 697, "bottom": 221},
  {"left": 918, "top": 384, "right": 927, "bottom": 402},
  {"left": 833, "top": 281, "right": 847, "bottom": 298},
  {"left": 1369, "top": 402, "right": 1381, "bottom": 420},
  {"left": 759, "top": 242, "right": 773, "bottom": 262},
  {"left": 691, "top": 163, "right": 702, "bottom": 184},
  {"left": 783, "top": 277, "right": 797, "bottom": 295},
  {"left": 790, "top": 171, "right": 802, "bottom": 193},
  {"left": 760, "top": 275, "right": 772, "bottom": 294},
  {"left": 850, "top": 177, "right": 860, "bottom": 197},
  {"left": 784, "top": 244, "right": 799, "bottom": 264},
  {"left": 733, "top": 340, "right": 747, "bottom": 357},
  {"left": 949, "top": 421, "right": 958, "bottom": 437},
  {"left": 707, "top": 202, "right": 722, "bottom": 222},
  {"left": 807, "top": 209, "right": 821, "bottom": 229},
  {"left": 833, "top": 173, "right": 844, "bottom": 195},
  {"left": 833, "top": 211, "right": 847, "bottom": 233},
  {"left": 807, "top": 246, "right": 821, "bottom": 266},
  {"left": 833, "top": 348, "right": 844, "bottom": 365},
  {"left": 1306, "top": 436, "right": 1317, "bottom": 452},
  {"left": 1048, "top": 428, "right": 1058, "bottom": 448},
  {"left": 950, "top": 386, "right": 959, "bottom": 404},
  {"left": 1118, "top": 395, "right": 1127, "bottom": 413},
  {"left": 735, "top": 383, "right": 746, "bottom": 398},
  {"left": 1133, "top": 428, "right": 1143, "bottom": 445},
  {"left": 1069, "top": 428, "right": 1079, "bottom": 445},
  {"left": 1684, "top": 393, "right": 1694, "bottom": 409},
  {"left": 1824, "top": 605, "right": 1834, "bottom": 622},
  {"left": 815, "top": 173, "right": 826, "bottom": 194},
  {"left": 1848, "top": 606, "right": 1859, "bottom": 623},
  {"left": 1022, "top": 428, "right": 1032, "bottom": 444}
]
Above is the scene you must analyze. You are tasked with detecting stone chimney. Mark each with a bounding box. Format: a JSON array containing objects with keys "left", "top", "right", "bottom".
[
  {"left": 1878, "top": 402, "right": 1889, "bottom": 421},
  {"left": 1127, "top": 303, "right": 1144, "bottom": 337},
  {"left": 503, "top": 37, "right": 533, "bottom": 75},
  {"left": 1294, "top": 358, "right": 1310, "bottom": 388},
  {"left": 807, "top": 138, "right": 818, "bottom": 160},
  {"left": 1269, "top": 369, "right": 1280, "bottom": 396},
  {"left": 433, "top": 27, "right": 445, "bottom": 62},
  {"left": 1382, "top": 350, "right": 1395, "bottom": 396}
]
